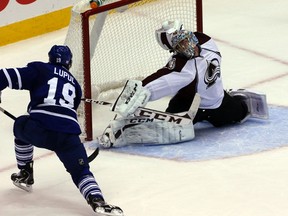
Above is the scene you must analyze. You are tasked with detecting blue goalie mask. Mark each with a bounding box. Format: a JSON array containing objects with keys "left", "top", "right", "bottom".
[
  {"left": 48, "top": 45, "right": 73, "bottom": 69},
  {"left": 171, "top": 30, "right": 199, "bottom": 59},
  {"left": 155, "top": 21, "right": 198, "bottom": 59}
]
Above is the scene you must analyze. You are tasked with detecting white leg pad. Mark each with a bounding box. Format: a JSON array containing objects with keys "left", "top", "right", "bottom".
[
  {"left": 103, "top": 117, "right": 195, "bottom": 147},
  {"left": 229, "top": 89, "right": 269, "bottom": 120}
]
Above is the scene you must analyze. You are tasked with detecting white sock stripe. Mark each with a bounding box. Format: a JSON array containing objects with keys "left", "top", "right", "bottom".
[
  {"left": 16, "top": 153, "right": 33, "bottom": 159},
  {"left": 15, "top": 145, "right": 33, "bottom": 151},
  {"left": 78, "top": 176, "right": 95, "bottom": 187},
  {"left": 80, "top": 183, "right": 100, "bottom": 195},
  {"left": 78, "top": 176, "right": 102, "bottom": 199},
  {"left": 15, "top": 143, "right": 33, "bottom": 148},
  {"left": 15, "top": 147, "right": 33, "bottom": 154},
  {"left": 79, "top": 180, "right": 100, "bottom": 191}
]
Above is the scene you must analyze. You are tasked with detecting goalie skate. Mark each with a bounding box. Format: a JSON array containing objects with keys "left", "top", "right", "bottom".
[{"left": 97, "top": 132, "right": 113, "bottom": 148}]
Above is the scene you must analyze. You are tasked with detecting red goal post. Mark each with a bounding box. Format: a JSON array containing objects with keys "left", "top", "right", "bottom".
[{"left": 65, "top": 0, "right": 203, "bottom": 141}]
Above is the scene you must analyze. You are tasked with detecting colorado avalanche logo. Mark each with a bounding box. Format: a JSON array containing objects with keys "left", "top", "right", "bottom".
[
  {"left": 167, "top": 58, "right": 176, "bottom": 70},
  {"left": 204, "top": 58, "right": 221, "bottom": 89}
]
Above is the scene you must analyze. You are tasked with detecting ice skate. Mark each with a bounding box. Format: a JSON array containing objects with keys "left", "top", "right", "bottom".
[
  {"left": 11, "top": 161, "right": 34, "bottom": 192},
  {"left": 87, "top": 195, "right": 124, "bottom": 216}
]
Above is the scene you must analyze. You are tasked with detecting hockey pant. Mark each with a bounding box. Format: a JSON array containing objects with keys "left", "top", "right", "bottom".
[{"left": 193, "top": 90, "right": 268, "bottom": 127}]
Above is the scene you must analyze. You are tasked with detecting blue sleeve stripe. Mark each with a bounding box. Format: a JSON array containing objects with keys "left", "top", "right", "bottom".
[
  {"left": 3, "top": 68, "right": 12, "bottom": 88},
  {"left": 14, "top": 68, "right": 22, "bottom": 89}
]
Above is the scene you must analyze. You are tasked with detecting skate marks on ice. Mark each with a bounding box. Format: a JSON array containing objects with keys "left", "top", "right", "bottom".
[{"left": 107, "top": 106, "right": 288, "bottom": 161}]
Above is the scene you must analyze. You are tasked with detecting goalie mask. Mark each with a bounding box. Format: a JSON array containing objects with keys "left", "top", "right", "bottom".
[
  {"left": 155, "top": 21, "right": 199, "bottom": 59},
  {"left": 48, "top": 45, "right": 73, "bottom": 69},
  {"left": 171, "top": 30, "right": 199, "bottom": 59},
  {"left": 155, "top": 20, "right": 184, "bottom": 51}
]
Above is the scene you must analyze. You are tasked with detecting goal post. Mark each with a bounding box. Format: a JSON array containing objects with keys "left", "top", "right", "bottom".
[{"left": 65, "top": 0, "right": 203, "bottom": 141}]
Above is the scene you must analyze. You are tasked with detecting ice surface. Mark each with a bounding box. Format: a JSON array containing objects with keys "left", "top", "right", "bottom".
[{"left": 1, "top": 0, "right": 288, "bottom": 215}]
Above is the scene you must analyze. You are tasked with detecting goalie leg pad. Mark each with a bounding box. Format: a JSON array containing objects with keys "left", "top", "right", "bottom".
[
  {"left": 228, "top": 89, "right": 269, "bottom": 121},
  {"left": 102, "top": 117, "right": 195, "bottom": 147}
]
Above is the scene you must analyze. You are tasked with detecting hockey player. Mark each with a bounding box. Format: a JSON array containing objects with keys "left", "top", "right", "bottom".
[
  {"left": 0, "top": 45, "right": 123, "bottom": 216},
  {"left": 100, "top": 20, "right": 268, "bottom": 148}
]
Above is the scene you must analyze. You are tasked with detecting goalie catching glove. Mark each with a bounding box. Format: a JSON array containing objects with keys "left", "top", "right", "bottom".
[{"left": 111, "top": 80, "right": 151, "bottom": 117}]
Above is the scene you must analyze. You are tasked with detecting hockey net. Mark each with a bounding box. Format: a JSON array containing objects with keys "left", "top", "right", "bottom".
[{"left": 64, "top": 0, "right": 203, "bottom": 141}]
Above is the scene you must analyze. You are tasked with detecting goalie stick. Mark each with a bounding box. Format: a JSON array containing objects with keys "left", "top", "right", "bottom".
[
  {"left": 0, "top": 106, "right": 98, "bottom": 163},
  {"left": 81, "top": 95, "right": 201, "bottom": 124}
]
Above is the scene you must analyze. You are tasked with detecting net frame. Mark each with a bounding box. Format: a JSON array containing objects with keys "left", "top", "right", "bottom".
[{"left": 66, "top": 0, "right": 203, "bottom": 141}]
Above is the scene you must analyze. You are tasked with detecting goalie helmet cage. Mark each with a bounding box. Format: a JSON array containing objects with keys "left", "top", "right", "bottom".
[{"left": 65, "top": 0, "right": 203, "bottom": 141}]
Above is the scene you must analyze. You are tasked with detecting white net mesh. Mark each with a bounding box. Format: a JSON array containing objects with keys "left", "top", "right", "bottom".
[{"left": 65, "top": 0, "right": 199, "bottom": 139}]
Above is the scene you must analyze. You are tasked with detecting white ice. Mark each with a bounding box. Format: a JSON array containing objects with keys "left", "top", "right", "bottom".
[{"left": 1, "top": 0, "right": 288, "bottom": 215}]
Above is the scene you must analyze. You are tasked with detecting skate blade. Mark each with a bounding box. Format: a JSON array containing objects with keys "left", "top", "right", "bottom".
[
  {"left": 95, "top": 208, "right": 124, "bottom": 216},
  {"left": 13, "top": 181, "right": 33, "bottom": 192}
]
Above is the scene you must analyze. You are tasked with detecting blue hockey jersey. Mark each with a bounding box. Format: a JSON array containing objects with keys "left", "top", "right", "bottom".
[{"left": 0, "top": 61, "right": 82, "bottom": 134}]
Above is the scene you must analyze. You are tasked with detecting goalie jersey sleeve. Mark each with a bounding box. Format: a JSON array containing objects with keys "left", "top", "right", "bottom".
[
  {"left": 0, "top": 62, "right": 82, "bottom": 134},
  {"left": 142, "top": 32, "right": 224, "bottom": 110}
]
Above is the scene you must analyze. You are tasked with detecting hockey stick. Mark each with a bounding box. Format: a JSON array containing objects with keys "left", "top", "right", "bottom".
[
  {"left": 87, "top": 146, "right": 99, "bottom": 162},
  {"left": 81, "top": 98, "right": 193, "bottom": 124},
  {"left": 0, "top": 106, "right": 98, "bottom": 163},
  {"left": 0, "top": 106, "right": 17, "bottom": 120}
]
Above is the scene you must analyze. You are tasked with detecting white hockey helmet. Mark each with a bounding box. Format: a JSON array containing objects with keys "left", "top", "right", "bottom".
[{"left": 155, "top": 20, "right": 184, "bottom": 51}]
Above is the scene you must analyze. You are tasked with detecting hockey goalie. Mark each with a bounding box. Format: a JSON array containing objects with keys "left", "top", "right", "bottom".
[{"left": 97, "top": 20, "right": 269, "bottom": 148}]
